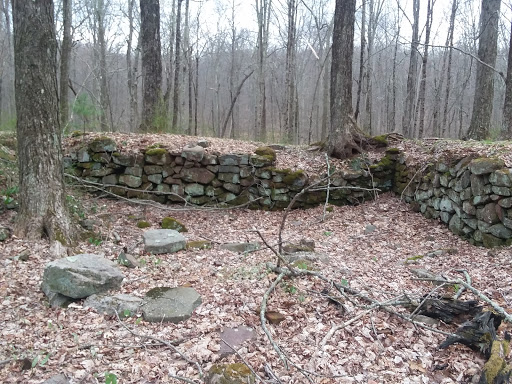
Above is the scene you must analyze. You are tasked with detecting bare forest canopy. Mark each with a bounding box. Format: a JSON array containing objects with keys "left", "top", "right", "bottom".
[{"left": 1, "top": 0, "right": 512, "bottom": 143}]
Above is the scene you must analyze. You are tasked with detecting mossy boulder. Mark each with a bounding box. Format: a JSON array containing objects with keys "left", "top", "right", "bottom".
[
  {"left": 161, "top": 217, "right": 188, "bottom": 232},
  {"left": 206, "top": 363, "right": 255, "bottom": 384},
  {"left": 137, "top": 221, "right": 151, "bottom": 229},
  {"left": 371, "top": 134, "right": 388, "bottom": 146},
  {"left": 89, "top": 136, "right": 116, "bottom": 153}
]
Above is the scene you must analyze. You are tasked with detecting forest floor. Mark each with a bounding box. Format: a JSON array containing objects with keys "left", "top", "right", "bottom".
[{"left": 0, "top": 133, "right": 511, "bottom": 383}]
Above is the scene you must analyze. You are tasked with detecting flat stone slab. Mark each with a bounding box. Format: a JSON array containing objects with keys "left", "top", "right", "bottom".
[
  {"left": 42, "top": 254, "right": 124, "bottom": 299},
  {"left": 143, "top": 229, "right": 186, "bottom": 254},
  {"left": 142, "top": 287, "right": 202, "bottom": 323},
  {"left": 84, "top": 293, "right": 142, "bottom": 317}
]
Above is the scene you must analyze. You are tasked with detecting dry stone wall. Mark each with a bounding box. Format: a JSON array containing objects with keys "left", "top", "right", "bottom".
[
  {"left": 395, "top": 155, "right": 512, "bottom": 248},
  {"left": 66, "top": 136, "right": 512, "bottom": 247},
  {"left": 65, "top": 136, "right": 396, "bottom": 211}
]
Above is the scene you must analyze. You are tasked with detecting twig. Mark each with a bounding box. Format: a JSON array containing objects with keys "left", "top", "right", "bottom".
[
  {"left": 322, "top": 153, "right": 331, "bottom": 222},
  {"left": 264, "top": 363, "right": 283, "bottom": 384},
  {"left": 113, "top": 310, "right": 203, "bottom": 380},
  {"left": 260, "top": 273, "right": 288, "bottom": 369},
  {"left": 253, "top": 230, "right": 295, "bottom": 273},
  {"left": 399, "top": 164, "right": 429, "bottom": 201},
  {"left": 453, "top": 269, "right": 471, "bottom": 300}
]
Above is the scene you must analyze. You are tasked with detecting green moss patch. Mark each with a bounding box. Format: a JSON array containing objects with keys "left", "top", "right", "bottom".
[
  {"left": 186, "top": 240, "right": 211, "bottom": 250},
  {"left": 145, "top": 147, "right": 168, "bottom": 156},
  {"left": 254, "top": 146, "right": 276, "bottom": 162},
  {"left": 161, "top": 217, "right": 188, "bottom": 232},
  {"left": 136, "top": 221, "right": 151, "bottom": 229}
]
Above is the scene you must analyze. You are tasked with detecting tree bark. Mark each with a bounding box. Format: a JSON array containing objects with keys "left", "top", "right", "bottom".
[
  {"left": 126, "top": 0, "right": 138, "bottom": 132},
  {"left": 59, "top": 0, "right": 72, "bottom": 132},
  {"left": 416, "top": 0, "right": 433, "bottom": 138},
  {"left": 502, "top": 17, "right": 512, "bottom": 139},
  {"left": 441, "top": 0, "right": 457, "bottom": 138},
  {"left": 255, "top": 0, "right": 271, "bottom": 141},
  {"left": 328, "top": 0, "right": 359, "bottom": 159},
  {"left": 13, "top": 0, "right": 77, "bottom": 244},
  {"left": 402, "top": 0, "right": 420, "bottom": 138},
  {"left": 96, "top": 0, "right": 110, "bottom": 131},
  {"left": 466, "top": 0, "right": 501, "bottom": 140},
  {"left": 171, "top": 0, "right": 183, "bottom": 132},
  {"left": 284, "top": 0, "right": 297, "bottom": 143},
  {"left": 354, "top": 0, "right": 366, "bottom": 123},
  {"left": 140, "top": 0, "right": 162, "bottom": 132}
]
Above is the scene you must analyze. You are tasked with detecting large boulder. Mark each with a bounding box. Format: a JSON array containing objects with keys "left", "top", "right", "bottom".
[
  {"left": 41, "top": 254, "right": 124, "bottom": 299},
  {"left": 142, "top": 287, "right": 202, "bottom": 323},
  {"left": 143, "top": 229, "right": 186, "bottom": 254}
]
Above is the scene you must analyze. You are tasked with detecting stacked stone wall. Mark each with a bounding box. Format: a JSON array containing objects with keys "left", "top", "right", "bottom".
[{"left": 66, "top": 136, "right": 512, "bottom": 247}]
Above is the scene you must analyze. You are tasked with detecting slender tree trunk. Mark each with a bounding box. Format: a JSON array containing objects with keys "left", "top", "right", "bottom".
[
  {"left": 255, "top": 0, "right": 271, "bottom": 141},
  {"left": 328, "top": 0, "right": 358, "bottom": 159},
  {"left": 171, "top": 0, "right": 183, "bottom": 132},
  {"left": 284, "top": 0, "right": 297, "bottom": 143},
  {"left": 354, "top": 0, "right": 366, "bottom": 122},
  {"left": 59, "top": 0, "right": 72, "bottom": 132},
  {"left": 140, "top": 0, "right": 162, "bottom": 132},
  {"left": 441, "top": 0, "right": 457, "bottom": 137},
  {"left": 163, "top": 0, "right": 176, "bottom": 107},
  {"left": 416, "top": 0, "right": 433, "bottom": 138},
  {"left": 13, "top": 0, "right": 77, "bottom": 243},
  {"left": 502, "top": 17, "right": 512, "bottom": 139},
  {"left": 126, "top": 0, "right": 137, "bottom": 132},
  {"left": 321, "top": 20, "right": 333, "bottom": 141},
  {"left": 96, "top": 0, "right": 109, "bottom": 131},
  {"left": 390, "top": 21, "right": 400, "bottom": 133},
  {"left": 402, "top": 0, "right": 420, "bottom": 138},
  {"left": 466, "top": 0, "right": 501, "bottom": 140}
]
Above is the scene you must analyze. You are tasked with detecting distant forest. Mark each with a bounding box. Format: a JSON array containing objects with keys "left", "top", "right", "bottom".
[{"left": 0, "top": 0, "right": 510, "bottom": 143}]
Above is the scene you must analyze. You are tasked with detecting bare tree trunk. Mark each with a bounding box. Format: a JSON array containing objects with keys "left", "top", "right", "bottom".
[
  {"left": 140, "top": 0, "right": 162, "bottom": 132},
  {"left": 163, "top": 0, "right": 176, "bottom": 107},
  {"left": 354, "top": 0, "right": 366, "bottom": 123},
  {"left": 321, "top": 20, "right": 333, "bottom": 141},
  {"left": 390, "top": 20, "right": 400, "bottom": 133},
  {"left": 96, "top": 0, "right": 110, "bottom": 131},
  {"left": 502, "top": 17, "right": 512, "bottom": 139},
  {"left": 171, "top": 0, "right": 183, "bottom": 132},
  {"left": 59, "top": 0, "right": 72, "bottom": 132},
  {"left": 466, "top": 0, "right": 501, "bottom": 140},
  {"left": 328, "top": 0, "right": 359, "bottom": 159},
  {"left": 441, "top": 0, "right": 457, "bottom": 137},
  {"left": 416, "top": 0, "right": 433, "bottom": 138},
  {"left": 13, "top": 0, "right": 77, "bottom": 243},
  {"left": 255, "top": 0, "right": 271, "bottom": 141},
  {"left": 284, "top": 0, "right": 297, "bottom": 143},
  {"left": 402, "top": 0, "right": 420, "bottom": 138},
  {"left": 126, "top": 0, "right": 138, "bottom": 132}
]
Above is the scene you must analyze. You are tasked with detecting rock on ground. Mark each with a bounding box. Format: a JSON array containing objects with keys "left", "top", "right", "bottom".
[
  {"left": 84, "top": 293, "right": 142, "bottom": 317},
  {"left": 142, "top": 287, "right": 202, "bottom": 323},
  {"left": 143, "top": 229, "right": 186, "bottom": 254},
  {"left": 41, "top": 254, "right": 124, "bottom": 299}
]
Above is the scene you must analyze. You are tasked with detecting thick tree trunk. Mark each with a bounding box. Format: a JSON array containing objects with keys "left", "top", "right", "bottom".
[
  {"left": 328, "top": 0, "right": 360, "bottom": 159},
  {"left": 466, "top": 0, "right": 501, "bottom": 140},
  {"left": 13, "top": 0, "right": 77, "bottom": 244},
  {"left": 354, "top": 0, "right": 366, "bottom": 123},
  {"left": 140, "top": 0, "right": 162, "bottom": 132},
  {"left": 502, "top": 17, "right": 512, "bottom": 139},
  {"left": 59, "top": 0, "right": 72, "bottom": 131}
]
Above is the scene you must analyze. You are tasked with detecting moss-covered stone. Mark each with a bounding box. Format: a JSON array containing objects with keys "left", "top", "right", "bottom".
[
  {"left": 145, "top": 147, "right": 167, "bottom": 156},
  {"left": 89, "top": 136, "right": 116, "bottom": 152},
  {"left": 372, "top": 134, "right": 388, "bottom": 146},
  {"left": 254, "top": 146, "right": 276, "bottom": 162},
  {"left": 207, "top": 363, "right": 255, "bottom": 384},
  {"left": 385, "top": 147, "right": 400, "bottom": 155},
  {"left": 470, "top": 157, "right": 506, "bottom": 175},
  {"left": 137, "top": 221, "right": 151, "bottom": 229},
  {"left": 161, "top": 217, "right": 188, "bottom": 232}
]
